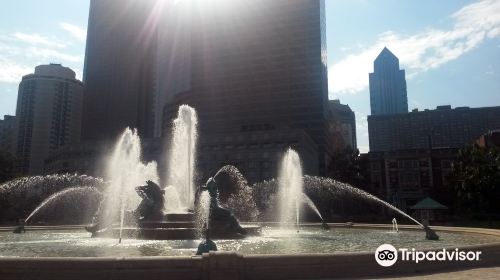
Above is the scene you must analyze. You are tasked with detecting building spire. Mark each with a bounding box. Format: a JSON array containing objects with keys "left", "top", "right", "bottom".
[{"left": 375, "top": 47, "right": 397, "bottom": 62}]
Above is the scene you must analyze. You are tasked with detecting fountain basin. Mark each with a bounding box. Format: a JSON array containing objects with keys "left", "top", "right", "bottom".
[{"left": 1, "top": 224, "right": 500, "bottom": 279}]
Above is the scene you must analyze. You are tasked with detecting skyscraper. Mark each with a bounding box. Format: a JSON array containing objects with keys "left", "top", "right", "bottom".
[
  {"left": 369, "top": 47, "right": 408, "bottom": 115},
  {"left": 81, "top": 0, "right": 160, "bottom": 141},
  {"left": 15, "top": 64, "right": 84, "bottom": 175},
  {"left": 162, "top": 0, "right": 330, "bottom": 178}
]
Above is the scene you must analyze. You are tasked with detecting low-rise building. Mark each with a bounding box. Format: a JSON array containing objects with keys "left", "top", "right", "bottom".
[
  {"left": 368, "top": 105, "right": 500, "bottom": 152},
  {"left": 368, "top": 147, "right": 458, "bottom": 212},
  {"left": 328, "top": 100, "right": 356, "bottom": 152}
]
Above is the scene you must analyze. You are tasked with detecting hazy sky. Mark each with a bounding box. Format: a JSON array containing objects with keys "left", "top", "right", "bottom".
[{"left": 1, "top": 0, "right": 499, "bottom": 152}]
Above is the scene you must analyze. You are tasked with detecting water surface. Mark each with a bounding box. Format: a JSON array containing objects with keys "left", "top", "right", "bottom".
[{"left": 1, "top": 227, "right": 498, "bottom": 258}]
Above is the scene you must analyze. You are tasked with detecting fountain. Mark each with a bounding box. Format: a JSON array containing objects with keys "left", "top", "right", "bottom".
[
  {"left": 278, "top": 148, "right": 304, "bottom": 229},
  {"left": 2, "top": 174, "right": 103, "bottom": 233},
  {"left": 196, "top": 226, "right": 218, "bottom": 255},
  {"left": 0, "top": 174, "right": 103, "bottom": 224},
  {"left": 25, "top": 187, "right": 102, "bottom": 224},
  {"left": 302, "top": 176, "right": 439, "bottom": 240},
  {"left": 3, "top": 109, "right": 498, "bottom": 278},
  {"left": 213, "top": 165, "right": 260, "bottom": 221},
  {"left": 3, "top": 106, "right": 439, "bottom": 245},
  {"left": 85, "top": 127, "right": 159, "bottom": 236},
  {"left": 392, "top": 218, "right": 398, "bottom": 233},
  {"left": 199, "top": 177, "right": 249, "bottom": 237},
  {"left": 166, "top": 105, "right": 198, "bottom": 211},
  {"left": 278, "top": 148, "right": 327, "bottom": 230},
  {"left": 81, "top": 106, "right": 260, "bottom": 241}
]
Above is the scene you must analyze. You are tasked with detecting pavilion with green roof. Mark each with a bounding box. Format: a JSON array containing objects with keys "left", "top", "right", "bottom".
[{"left": 410, "top": 197, "right": 448, "bottom": 225}]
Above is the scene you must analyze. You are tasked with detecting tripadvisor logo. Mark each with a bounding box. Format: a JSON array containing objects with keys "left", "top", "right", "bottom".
[
  {"left": 375, "top": 244, "right": 482, "bottom": 267},
  {"left": 375, "top": 244, "right": 398, "bottom": 267}
]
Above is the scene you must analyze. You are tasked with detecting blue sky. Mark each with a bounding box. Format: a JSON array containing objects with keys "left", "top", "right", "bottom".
[{"left": 1, "top": 0, "right": 499, "bottom": 152}]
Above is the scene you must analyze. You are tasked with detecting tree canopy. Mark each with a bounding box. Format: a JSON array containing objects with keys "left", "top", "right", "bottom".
[{"left": 447, "top": 144, "right": 500, "bottom": 214}]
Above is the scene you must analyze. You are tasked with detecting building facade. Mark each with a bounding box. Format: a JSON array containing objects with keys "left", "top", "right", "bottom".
[
  {"left": 44, "top": 137, "right": 161, "bottom": 178},
  {"left": 162, "top": 0, "right": 330, "bottom": 180},
  {"left": 368, "top": 148, "right": 457, "bottom": 212},
  {"left": 196, "top": 129, "right": 318, "bottom": 184},
  {"left": 0, "top": 115, "right": 16, "bottom": 155},
  {"left": 368, "top": 105, "right": 500, "bottom": 211},
  {"left": 328, "top": 99, "right": 356, "bottom": 152},
  {"left": 81, "top": 0, "right": 159, "bottom": 141},
  {"left": 368, "top": 105, "right": 500, "bottom": 152},
  {"left": 14, "top": 64, "right": 84, "bottom": 175},
  {"left": 476, "top": 130, "right": 500, "bottom": 148},
  {"left": 369, "top": 47, "right": 408, "bottom": 116}
]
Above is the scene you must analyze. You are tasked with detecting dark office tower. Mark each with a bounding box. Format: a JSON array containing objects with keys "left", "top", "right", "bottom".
[
  {"left": 162, "top": 0, "right": 330, "bottom": 178},
  {"left": 369, "top": 47, "right": 408, "bottom": 115},
  {"left": 82, "top": 0, "right": 160, "bottom": 140}
]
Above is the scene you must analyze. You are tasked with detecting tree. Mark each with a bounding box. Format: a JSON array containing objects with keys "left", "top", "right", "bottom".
[
  {"left": 447, "top": 144, "right": 500, "bottom": 215},
  {"left": 327, "top": 147, "right": 368, "bottom": 189}
]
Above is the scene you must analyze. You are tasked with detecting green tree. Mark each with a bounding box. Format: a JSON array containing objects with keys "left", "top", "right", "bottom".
[
  {"left": 448, "top": 144, "right": 500, "bottom": 214},
  {"left": 327, "top": 147, "right": 368, "bottom": 189}
]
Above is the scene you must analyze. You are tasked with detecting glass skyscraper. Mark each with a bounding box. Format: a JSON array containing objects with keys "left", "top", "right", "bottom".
[
  {"left": 82, "top": 0, "right": 159, "bottom": 141},
  {"left": 82, "top": 0, "right": 330, "bottom": 178},
  {"left": 162, "top": 0, "right": 331, "bottom": 178},
  {"left": 369, "top": 47, "right": 408, "bottom": 116}
]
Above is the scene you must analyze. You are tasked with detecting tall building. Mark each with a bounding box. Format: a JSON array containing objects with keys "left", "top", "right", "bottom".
[
  {"left": 0, "top": 115, "right": 16, "bottom": 155},
  {"left": 369, "top": 47, "right": 408, "bottom": 115},
  {"left": 368, "top": 105, "right": 500, "bottom": 152},
  {"left": 14, "top": 64, "right": 84, "bottom": 175},
  {"left": 328, "top": 100, "right": 356, "bottom": 152},
  {"left": 162, "top": 0, "right": 330, "bottom": 180},
  {"left": 81, "top": 0, "right": 159, "bottom": 141}
]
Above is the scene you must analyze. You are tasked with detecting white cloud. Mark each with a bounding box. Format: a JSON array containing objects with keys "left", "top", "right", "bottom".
[
  {"left": 59, "top": 22, "right": 87, "bottom": 41},
  {"left": 409, "top": 99, "right": 422, "bottom": 111},
  {"left": 73, "top": 69, "right": 83, "bottom": 81},
  {"left": 0, "top": 28, "right": 84, "bottom": 83},
  {"left": 329, "top": 0, "right": 500, "bottom": 97},
  {"left": 0, "top": 58, "right": 32, "bottom": 83},
  {"left": 13, "top": 32, "right": 66, "bottom": 48},
  {"left": 25, "top": 47, "right": 83, "bottom": 63},
  {"left": 354, "top": 111, "right": 368, "bottom": 137}
]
